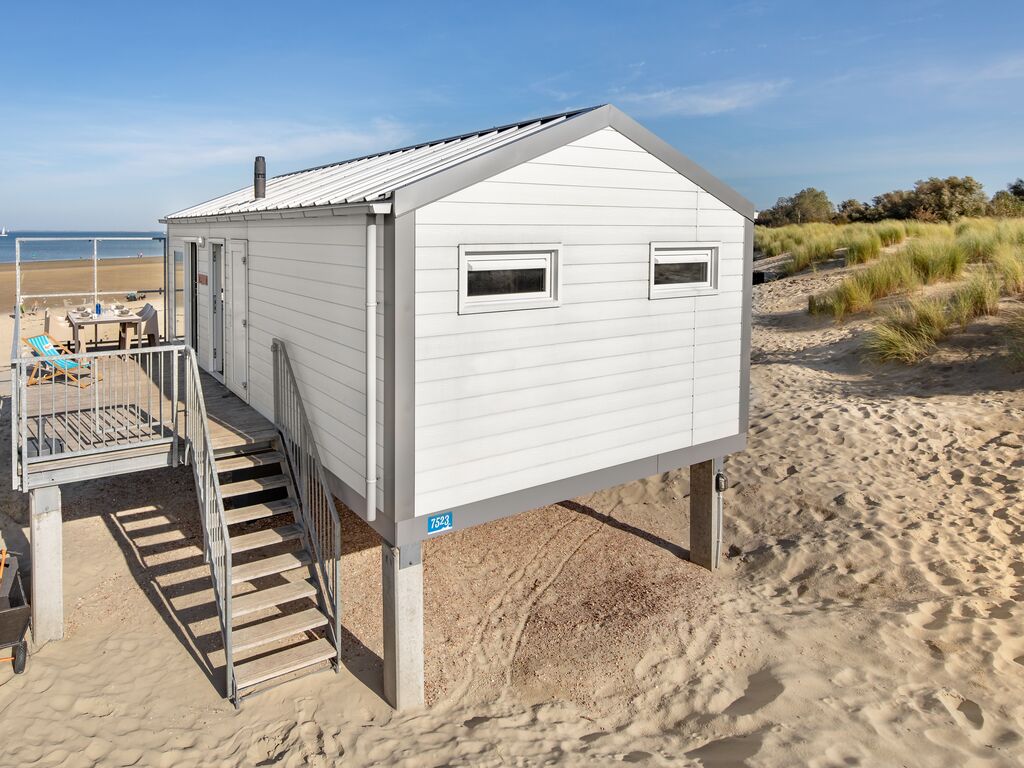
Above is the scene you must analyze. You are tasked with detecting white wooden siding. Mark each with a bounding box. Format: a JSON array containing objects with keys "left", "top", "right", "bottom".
[
  {"left": 169, "top": 218, "right": 385, "bottom": 510},
  {"left": 413, "top": 127, "right": 746, "bottom": 515}
]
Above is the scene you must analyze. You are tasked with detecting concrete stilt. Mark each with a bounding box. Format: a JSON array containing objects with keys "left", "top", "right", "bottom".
[
  {"left": 689, "top": 458, "right": 724, "bottom": 571},
  {"left": 382, "top": 542, "right": 424, "bottom": 709},
  {"left": 29, "top": 485, "right": 63, "bottom": 646}
]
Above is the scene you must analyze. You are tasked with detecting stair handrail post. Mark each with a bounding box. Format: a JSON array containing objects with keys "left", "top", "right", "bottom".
[
  {"left": 183, "top": 347, "right": 235, "bottom": 703},
  {"left": 269, "top": 338, "right": 342, "bottom": 658}
]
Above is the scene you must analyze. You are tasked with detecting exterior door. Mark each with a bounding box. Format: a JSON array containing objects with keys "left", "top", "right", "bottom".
[
  {"left": 224, "top": 240, "right": 249, "bottom": 401},
  {"left": 210, "top": 242, "right": 224, "bottom": 376}
]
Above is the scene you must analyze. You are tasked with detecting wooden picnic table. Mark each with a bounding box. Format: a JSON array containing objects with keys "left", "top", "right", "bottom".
[{"left": 66, "top": 309, "right": 144, "bottom": 353}]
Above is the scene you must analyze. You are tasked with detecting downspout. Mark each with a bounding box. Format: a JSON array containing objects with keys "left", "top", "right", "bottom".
[{"left": 365, "top": 214, "right": 380, "bottom": 522}]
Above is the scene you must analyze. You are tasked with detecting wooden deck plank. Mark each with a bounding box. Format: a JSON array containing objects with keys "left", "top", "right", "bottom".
[{"left": 21, "top": 358, "right": 278, "bottom": 485}]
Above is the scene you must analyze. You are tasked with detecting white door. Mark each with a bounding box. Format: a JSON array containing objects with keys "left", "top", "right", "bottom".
[
  {"left": 210, "top": 242, "right": 224, "bottom": 376},
  {"left": 224, "top": 240, "right": 249, "bottom": 401}
]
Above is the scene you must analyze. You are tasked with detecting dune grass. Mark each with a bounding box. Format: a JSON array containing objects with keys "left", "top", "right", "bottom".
[
  {"left": 755, "top": 219, "right": 912, "bottom": 275},
  {"left": 863, "top": 297, "right": 950, "bottom": 363},
  {"left": 989, "top": 243, "right": 1024, "bottom": 294},
  {"left": 838, "top": 229, "right": 883, "bottom": 264},
  {"left": 1006, "top": 308, "right": 1024, "bottom": 367},
  {"left": 808, "top": 240, "right": 964, "bottom": 320},
  {"left": 863, "top": 275, "right": 1002, "bottom": 364}
]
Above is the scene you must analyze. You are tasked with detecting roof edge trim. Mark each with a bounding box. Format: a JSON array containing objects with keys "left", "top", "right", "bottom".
[{"left": 393, "top": 104, "right": 756, "bottom": 221}]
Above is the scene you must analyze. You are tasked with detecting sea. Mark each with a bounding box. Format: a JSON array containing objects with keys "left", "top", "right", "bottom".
[{"left": 0, "top": 231, "right": 165, "bottom": 263}]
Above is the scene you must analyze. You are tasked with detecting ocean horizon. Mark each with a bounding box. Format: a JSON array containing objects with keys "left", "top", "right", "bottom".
[{"left": 0, "top": 230, "right": 165, "bottom": 264}]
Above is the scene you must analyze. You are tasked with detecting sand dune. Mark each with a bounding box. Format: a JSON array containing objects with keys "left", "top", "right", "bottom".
[{"left": 0, "top": 264, "right": 1021, "bottom": 767}]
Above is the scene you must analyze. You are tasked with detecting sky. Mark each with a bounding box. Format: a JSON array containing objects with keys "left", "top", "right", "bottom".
[{"left": 1, "top": 0, "right": 1023, "bottom": 229}]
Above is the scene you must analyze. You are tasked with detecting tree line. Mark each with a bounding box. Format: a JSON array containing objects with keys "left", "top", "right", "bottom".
[{"left": 757, "top": 177, "right": 1024, "bottom": 227}]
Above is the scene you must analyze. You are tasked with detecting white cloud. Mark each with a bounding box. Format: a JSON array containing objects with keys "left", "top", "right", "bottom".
[
  {"left": 0, "top": 106, "right": 414, "bottom": 185},
  {"left": 617, "top": 79, "right": 790, "bottom": 116}
]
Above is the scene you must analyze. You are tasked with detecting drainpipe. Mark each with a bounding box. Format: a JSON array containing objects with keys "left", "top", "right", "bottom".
[{"left": 365, "top": 214, "right": 379, "bottom": 522}]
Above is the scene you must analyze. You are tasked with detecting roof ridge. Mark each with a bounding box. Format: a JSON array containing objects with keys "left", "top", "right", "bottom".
[{"left": 273, "top": 105, "right": 605, "bottom": 180}]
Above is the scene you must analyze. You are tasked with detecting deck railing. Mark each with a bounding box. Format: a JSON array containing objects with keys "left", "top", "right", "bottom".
[
  {"left": 183, "top": 347, "right": 234, "bottom": 702},
  {"left": 9, "top": 314, "right": 182, "bottom": 491},
  {"left": 271, "top": 339, "right": 341, "bottom": 669}
]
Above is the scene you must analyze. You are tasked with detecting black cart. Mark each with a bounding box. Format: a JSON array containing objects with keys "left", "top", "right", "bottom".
[{"left": 0, "top": 550, "right": 29, "bottom": 674}]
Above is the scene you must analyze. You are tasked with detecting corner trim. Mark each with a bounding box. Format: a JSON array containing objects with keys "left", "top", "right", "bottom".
[
  {"left": 739, "top": 219, "right": 754, "bottom": 433},
  {"left": 389, "top": 211, "right": 417, "bottom": 524},
  {"left": 393, "top": 432, "right": 746, "bottom": 545}
]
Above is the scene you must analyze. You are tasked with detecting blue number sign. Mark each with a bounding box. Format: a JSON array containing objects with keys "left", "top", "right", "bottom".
[{"left": 427, "top": 511, "right": 453, "bottom": 535}]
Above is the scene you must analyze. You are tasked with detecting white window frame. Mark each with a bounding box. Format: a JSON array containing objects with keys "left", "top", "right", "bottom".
[
  {"left": 649, "top": 241, "right": 720, "bottom": 299},
  {"left": 458, "top": 243, "right": 561, "bottom": 314}
]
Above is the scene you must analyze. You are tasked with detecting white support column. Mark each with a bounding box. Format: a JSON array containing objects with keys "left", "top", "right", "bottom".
[
  {"left": 382, "top": 542, "right": 424, "bottom": 710},
  {"left": 689, "top": 458, "right": 724, "bottom": 571},
  {"left": 29, "top": 485, "right": 63, "bottom": 646}
]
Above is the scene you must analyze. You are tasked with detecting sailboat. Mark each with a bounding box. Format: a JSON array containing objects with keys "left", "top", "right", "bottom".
[{"left": 0, "top": 227, "right": 7, "bottom": 237}]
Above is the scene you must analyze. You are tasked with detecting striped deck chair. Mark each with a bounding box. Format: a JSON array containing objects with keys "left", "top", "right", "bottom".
[{"left": 23, "top": 334, "right": 102, "bottom": 388}]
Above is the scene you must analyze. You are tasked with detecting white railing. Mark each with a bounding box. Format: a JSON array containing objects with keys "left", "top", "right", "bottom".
[
  {"left": 183, "top": 347, "right": 234, "bottom": 703},
  {"left": 272, "top": 339, "right": 341, "bottom": 669},
  {"left": 10, "top": 307, "right": 21, "bottom": 490},
  {"left": 10, "top": 311, "right": 182, "bottom": 491},
  {"left": 8, "top": 309, "right": 236, "bottom": 701}
]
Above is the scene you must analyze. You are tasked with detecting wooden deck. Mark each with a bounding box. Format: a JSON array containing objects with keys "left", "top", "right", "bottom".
[
  {"left": 16, "top": 351, "right": 276, "bottom": 487},
  {"left": 200, "top": 375, "right": 277, "bottom": 453}
]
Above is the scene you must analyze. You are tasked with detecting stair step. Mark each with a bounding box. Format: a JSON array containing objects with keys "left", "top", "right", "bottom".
[
  {"left": 232, "top": 580, "right": 318, "bottom": 620},
  {"left": 226, "top": 499, "right": 297, "bottom": 526},
  {"left": 233, "top": 607, "right": 328, "bottom": 653},
  {"left": 213, "top": 439, "right": 276, "bottom": 459},
  {"left": 221, "top": 474, "right": 290, "bottom": 499},
  {"left": 232, "top": 551, "right": 311, "bottom": 585},
  {"left": 235, "top": 637, "right": 336, "bottom": 691},
  {"left": 231, "top": 524, "right": 303, "bottom": 554},
  {"left": 216, "top": 451, "right": 285, "bottom": 473}
]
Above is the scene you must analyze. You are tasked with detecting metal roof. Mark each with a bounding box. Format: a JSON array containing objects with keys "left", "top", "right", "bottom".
[{"left": 165, "top": 106, "right": 602, "bottom": 220}]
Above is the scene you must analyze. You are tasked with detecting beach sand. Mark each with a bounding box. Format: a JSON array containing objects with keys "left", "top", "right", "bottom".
[
  {"left": 1, "top": 258, "right": 167, "bottom": 368},
  {"left": 0, "top": 257, "right": 165, "bottom": 309},
  {"left": 0, "top": 262, "right": 1021, "bottom": 767}
]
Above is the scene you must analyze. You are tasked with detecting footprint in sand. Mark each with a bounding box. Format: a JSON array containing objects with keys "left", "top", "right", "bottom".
[
  {"left": 723, "top": 669, "right": 785, "bottom": 717},
  {"left": 686, "top": 730, "right": 766, "bottom": 767}
]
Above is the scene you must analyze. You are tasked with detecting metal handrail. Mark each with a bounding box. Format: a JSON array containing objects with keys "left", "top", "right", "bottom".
[
  {"left": 10, "top": 331, "right": 185, "bottom": 491},
  {"left": 183, "top": 347, "right": 234, "bottom": 702},
  {"left": 271, "top": 339, "right": 341, "bottom": 669},
  {"left": 10, "top": 306, "right": 21, "bottom": 491}
]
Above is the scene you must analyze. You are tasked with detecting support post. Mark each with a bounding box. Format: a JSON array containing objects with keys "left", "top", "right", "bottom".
[
  {"left": 689, "top": 458, "right": 724, "bottom": 571},
  {"left": 29, "top": 485, "right": 63, "bottom": 646},
  {"left": 382, "top": 542, "right": 424, "bottom": 709}
]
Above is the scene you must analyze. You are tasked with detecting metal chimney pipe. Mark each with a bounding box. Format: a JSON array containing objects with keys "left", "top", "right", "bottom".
[{"left": 254, "top": 156, "right": 266, "bottom": 199}]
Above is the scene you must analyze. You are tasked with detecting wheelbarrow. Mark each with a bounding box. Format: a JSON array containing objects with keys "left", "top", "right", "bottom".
[{"left": 0, "top": 549, "right": 29, "bottom": 674}]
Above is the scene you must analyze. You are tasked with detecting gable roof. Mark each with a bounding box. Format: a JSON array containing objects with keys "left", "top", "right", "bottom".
[{"left": 164, "top": 105, "right": 755, "bottom": 222}]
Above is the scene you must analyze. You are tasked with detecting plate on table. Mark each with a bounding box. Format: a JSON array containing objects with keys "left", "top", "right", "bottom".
[{"left": 116, "top": 309, "right": 131, "bottom": 317}]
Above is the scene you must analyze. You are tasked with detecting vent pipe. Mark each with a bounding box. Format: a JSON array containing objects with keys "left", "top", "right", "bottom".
[{"left": 254, "top": 156, "right": 266, "bottom": 199}]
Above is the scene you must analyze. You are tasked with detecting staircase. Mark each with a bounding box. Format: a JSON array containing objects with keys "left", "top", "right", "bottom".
[
  {"left": 183, "top": 343, "right": 342, "bottom": 707},
  {"left": 216, "top": 440, "right": 337, "bottom": 697}
]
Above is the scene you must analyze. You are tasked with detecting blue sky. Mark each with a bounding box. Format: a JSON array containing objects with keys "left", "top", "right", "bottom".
[{"left": 2, "top": 0, "right": 1023, "bottom": 228}]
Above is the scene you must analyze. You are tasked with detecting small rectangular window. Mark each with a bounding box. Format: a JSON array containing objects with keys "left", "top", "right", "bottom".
[
  {"left": 649, "top": 242, "right": 719, "bottom": 298},
  {"left": 459, "top": 244, "right": 560, "bottom": 314}
]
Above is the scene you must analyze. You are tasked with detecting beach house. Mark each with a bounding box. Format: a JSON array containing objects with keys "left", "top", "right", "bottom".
[{"left": 12, "top": 104, "right": 753, "bottom": 708}]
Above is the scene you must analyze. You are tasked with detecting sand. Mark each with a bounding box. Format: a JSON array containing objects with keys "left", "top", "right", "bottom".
[
  {"left": 0, "top": 257, "right": 165, "bottom": 309},
  {"left": 0, "top": 261, "right": 1022, "bottom": 767}
]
